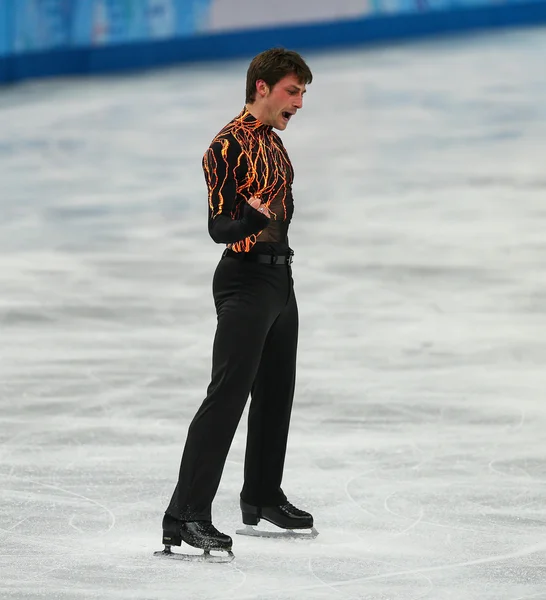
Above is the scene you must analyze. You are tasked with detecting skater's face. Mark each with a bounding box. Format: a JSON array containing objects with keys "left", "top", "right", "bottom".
[{"left": 254, "top": 73, "right": 306, "bottom": 131}]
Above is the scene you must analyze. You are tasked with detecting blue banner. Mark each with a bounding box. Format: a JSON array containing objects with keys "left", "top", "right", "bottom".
[
  {"left": 0, "top": 0, "right": 215, "bottom": 55},
  {"left": 82, "top": 0, "right": 214, "bottom": 46},
  {"left": 86, "top": 0, "right": 148, "bottom": 46},
  {"left": 0, "top": 0, "right": 544, "bottom": 59},
  {"left": 12, "top": 0, "right": 73, "bottom": 53},
  {"left": 0, "top": 3, "right": 9, "bottom": 56}
]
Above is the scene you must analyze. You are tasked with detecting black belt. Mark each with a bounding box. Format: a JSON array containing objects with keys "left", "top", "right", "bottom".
[{"left": 222, "top": 248, "right": 293, "bottom": 265}]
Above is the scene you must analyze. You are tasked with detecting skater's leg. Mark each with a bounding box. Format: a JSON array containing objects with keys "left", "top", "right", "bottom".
[
  {"left": 241, "top": 281, "right": 299, "bottom": 507},
  {"left": 166, "top": 258, "right": 285, "bottom": 521},
  {"left": 166, "top": 306, "right": 268, "bottom": 520}
]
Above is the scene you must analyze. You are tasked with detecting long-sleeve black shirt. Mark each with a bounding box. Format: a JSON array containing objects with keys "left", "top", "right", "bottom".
[{"left": 202, "top": 108, "right": 295, "bottom": 255}]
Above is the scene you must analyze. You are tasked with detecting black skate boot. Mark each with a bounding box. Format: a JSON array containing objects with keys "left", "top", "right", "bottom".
[
  {"left": 237, "top": 500, "right": 318, "bottom": 539},
  {"left": 154, "top": 514, "right": 234, "bottom": 562}
]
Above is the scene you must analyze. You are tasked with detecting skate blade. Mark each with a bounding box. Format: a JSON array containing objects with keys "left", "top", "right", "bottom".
[
  {"left": 153, "top": 547, "right": 234, "bottom": 563},
  {"left": 236, "top": 525, "right": 319, "bottom": 539}
]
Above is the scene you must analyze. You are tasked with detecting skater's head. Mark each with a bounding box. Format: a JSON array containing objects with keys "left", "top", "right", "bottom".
[{"left": 245, "top": 48, "right": 312, "bottom": 131}]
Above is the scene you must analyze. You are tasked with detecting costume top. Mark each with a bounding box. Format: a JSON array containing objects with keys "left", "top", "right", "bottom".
[{"left": 202, "top": 108, "right": 295, "bottom": 254}]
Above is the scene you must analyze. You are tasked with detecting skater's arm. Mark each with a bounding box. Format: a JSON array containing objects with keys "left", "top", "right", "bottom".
[
  {"left": 203, "top": 138, "right": 270, "bottom": 244},
  {"left": 208, "top": 201, "right": 270, "bottom": 245}
]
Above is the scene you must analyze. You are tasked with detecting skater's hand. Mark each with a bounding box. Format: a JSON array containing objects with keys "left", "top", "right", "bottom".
[{"left": 247, "top": 196, "right": 271, "bottom": 218}]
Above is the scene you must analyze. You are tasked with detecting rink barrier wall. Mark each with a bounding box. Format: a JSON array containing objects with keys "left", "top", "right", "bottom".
[{"left": 1, "top": 2, "right": 546, "bottom": 84}]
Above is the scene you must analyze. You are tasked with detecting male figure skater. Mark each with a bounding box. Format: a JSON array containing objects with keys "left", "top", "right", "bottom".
[{"left": 159, "top": 48, "right": 314, "bottom": 559}]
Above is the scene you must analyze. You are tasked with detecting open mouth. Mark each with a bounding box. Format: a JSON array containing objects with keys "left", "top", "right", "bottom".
[{"left": 282, "top": 111, "right": 293, "bottom": 121}]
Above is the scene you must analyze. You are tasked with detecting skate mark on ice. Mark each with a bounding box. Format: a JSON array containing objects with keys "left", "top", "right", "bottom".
[
  {"left": 1, "top": 474, "right": 116, "bottom": 535},
  {"left": 382, "top": 491, "right": 488, "bottom": 536},
  {"left": 507, "top": 408, "right": 526, "bottom": 433},
  {"left": 68, "top": 513, "right": 85, "bottom": 533},
  {"left": 514, "top": 498, "right": 541, "bottom": 511},
  {"left": 269, "top": 540, "right": 546, "bottom": 599},
  {"left": 28, "top": 564, "right": 67, "bottom": 583},
  {"left": 381, "top": 491, "right": 472, "bottom": 536},
  {"left": 344, "top": 463, "right": 431, "bottom": 533},
  {"left": 210, "top": 560, "right": 247, "bottom": 599},
  {"left": 487, "top": 409, "right": 534, "bottom": 482},
  {"left": 307, "top": 555, "right": 435, "bottom": 600},
  {"left": 306, "top": 556, "right": 353, "bottom": 600},
  {"left": 488, "top": 457, "right": 533, "bottom": 480},
  {"left": 407, "top": 441, "right": 430, "bottom": 473},
  {"left": 388, "top": 500, "right": 425, "bottom": 537},
  {"left": 4, "top": 517, "right": 30, "bottom": 532},
  {"left": 343, "top": 471, "right": 380, "bottom": 520},
  {"left": 231, "top": 553, "right": 435, "bottom": 600},
  {"left": 324, "top": 539, "right": 546, "bottom": 590},
  {"left": 0, "top": 525, "right": 79, "bottom": 554},
  {"left": 381, "top": 487, "right": 534, "bottom": 536}
]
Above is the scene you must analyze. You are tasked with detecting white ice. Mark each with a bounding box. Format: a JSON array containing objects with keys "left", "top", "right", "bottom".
[{"left": 1, "top": 27, "right": 546, "bottom": 600}]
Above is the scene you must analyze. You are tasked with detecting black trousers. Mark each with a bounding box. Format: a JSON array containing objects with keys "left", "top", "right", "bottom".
[{"left": 166, "top": 252, "right": 298, "bottom": 521}]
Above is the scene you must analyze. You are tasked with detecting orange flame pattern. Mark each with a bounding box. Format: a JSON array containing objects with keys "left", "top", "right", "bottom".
[{"left": 203, "top": 109, "right": 294, "bottom": 252}]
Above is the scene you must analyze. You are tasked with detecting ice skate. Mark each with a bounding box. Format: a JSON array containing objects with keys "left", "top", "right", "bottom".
[
  {"left": 236, "top": 499, "right": 318, "bottom": 539},
  {"left": 154, "top": 515, "right": 234, "bottom": 562}
]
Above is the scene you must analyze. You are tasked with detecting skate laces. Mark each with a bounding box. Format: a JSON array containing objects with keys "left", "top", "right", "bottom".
[{"left": 281, "top": 502, "right": 308, "bottom": 516}]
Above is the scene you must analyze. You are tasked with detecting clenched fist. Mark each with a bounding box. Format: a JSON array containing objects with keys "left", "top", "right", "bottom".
[{"left": 247, "top": 196, "right": 271, "bottom": 218}]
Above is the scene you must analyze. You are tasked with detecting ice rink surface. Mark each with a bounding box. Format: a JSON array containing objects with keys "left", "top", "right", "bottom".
[{"left": 1, "top": 26, "right": 546, "bottom": 600}]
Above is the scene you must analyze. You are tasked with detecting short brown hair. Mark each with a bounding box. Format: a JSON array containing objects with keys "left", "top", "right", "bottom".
[{"left": 246, "top": 48, "right": 313, "bottom": 104}]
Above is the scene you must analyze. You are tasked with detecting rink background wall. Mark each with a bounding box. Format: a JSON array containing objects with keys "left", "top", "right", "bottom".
[{"left": 1, "top": 0, "right": 546, "bottom": 83}]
